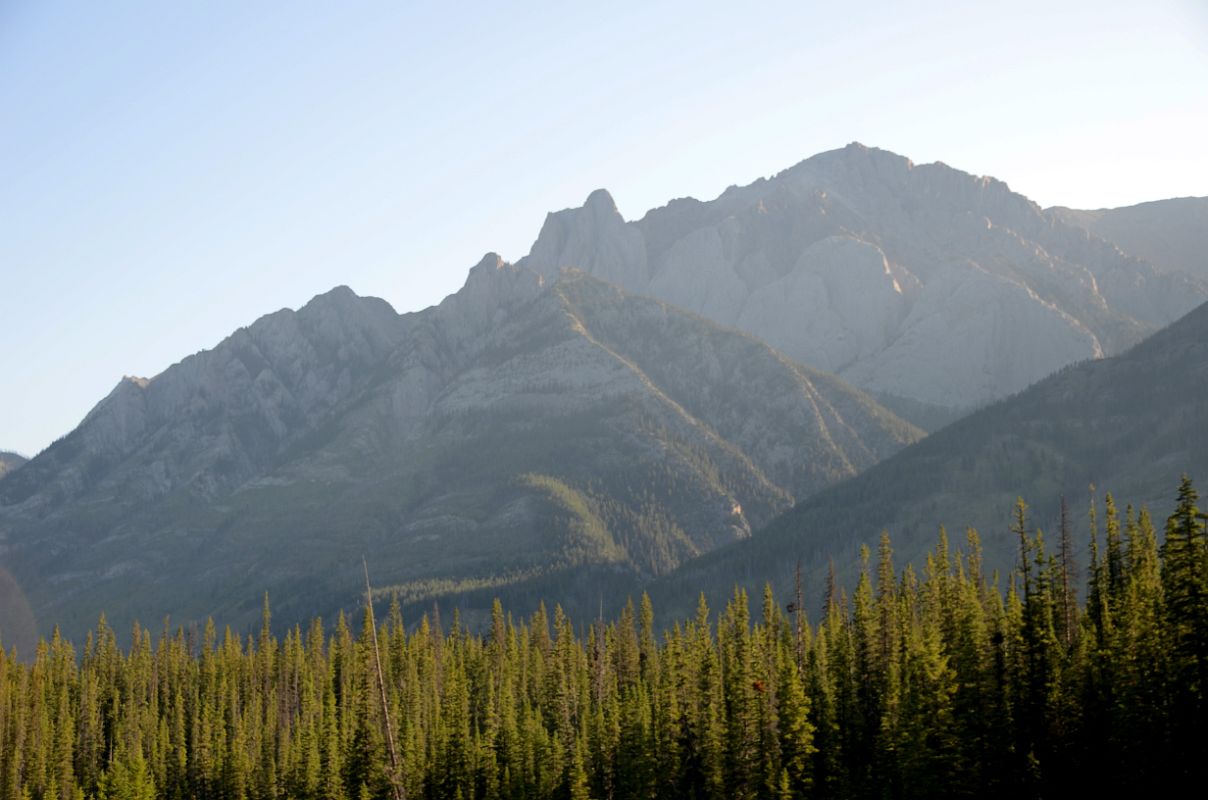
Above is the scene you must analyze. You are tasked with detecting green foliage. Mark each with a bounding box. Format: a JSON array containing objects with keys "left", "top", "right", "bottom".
[
  {"left": 0, "top": 480, "right": 1204, "bottom": 797},
  {"left": 96, "top": 753, "right": 155, "bottom": 800}
]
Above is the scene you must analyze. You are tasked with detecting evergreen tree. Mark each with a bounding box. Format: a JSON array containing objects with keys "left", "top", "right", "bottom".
[
  {"left": 97, "top": 751, "right": 156, "bottom": 800},
  {"left": 1161, "top": 476, "right": 1208, "bottom": 780},
  {"left": 0, "top": 477, "right": 1202, "bottom": 798}
]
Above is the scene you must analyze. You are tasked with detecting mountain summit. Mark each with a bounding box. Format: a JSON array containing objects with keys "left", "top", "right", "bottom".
[{"left": 519, "top": 143, "right": 1205, "bottom": 417}]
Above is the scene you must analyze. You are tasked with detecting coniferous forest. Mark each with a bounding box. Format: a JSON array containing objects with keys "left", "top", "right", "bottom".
[{"left": 1, "top": 479, "right": 1205, "bottom": 800}]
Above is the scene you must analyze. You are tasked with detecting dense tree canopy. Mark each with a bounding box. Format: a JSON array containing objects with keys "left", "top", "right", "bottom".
[{"left": 1, "top": 479, "right": 1205, "bottom": 798}]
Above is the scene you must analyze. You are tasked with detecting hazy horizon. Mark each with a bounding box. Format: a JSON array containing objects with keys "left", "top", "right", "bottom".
[{"left": 3, "top": 0, "right": 1206, "bottom": 457}]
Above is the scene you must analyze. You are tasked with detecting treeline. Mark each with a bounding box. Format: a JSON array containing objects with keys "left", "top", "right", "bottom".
[{"left": 1, "top": 479, "right": 1206, "bottom": 799}]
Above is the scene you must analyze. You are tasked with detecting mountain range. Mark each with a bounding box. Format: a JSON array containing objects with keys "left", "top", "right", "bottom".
[
  {"left": 518, "top": 143, "right": 1205, "bottom": 419},
  {"left": 2, "top": 143, "right": 1204, "bottom": 644},
  {"left": 0, "top": 261, "right": 917, "bottom": 642}
]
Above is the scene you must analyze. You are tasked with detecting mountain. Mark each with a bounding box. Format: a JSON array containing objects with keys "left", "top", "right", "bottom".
[
  {"left": 655, "top": 299, "right": 1208, "bottom": 619},
  {"left": 518, "top": 143, "right": 1206, "bottom": 422},
  {"left": 0, "top": 454, "right": 34, "bottom": 652},
  {"left": 1050, "top": 197, "right": 1208, "bottom": 280},
  {"left": 0, "top": 452, "right": 26, "bottom": 480},
  {"left": 0, "top": 261, "right": 919, "bottom": 642}
]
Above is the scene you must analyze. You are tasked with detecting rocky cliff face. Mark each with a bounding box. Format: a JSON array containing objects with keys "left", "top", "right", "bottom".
[
  {"left": 0, "top": 263, "right": 919, "bottom": 641},
  {"left": 518, "top": 144, "right": 1206, "bottom": 414},
  {"left": 1050, "top": 197, "right": 1208, "bottom": 280}
]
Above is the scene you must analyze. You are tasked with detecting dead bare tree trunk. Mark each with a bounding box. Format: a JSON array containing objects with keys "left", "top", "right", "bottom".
[{"left": 364, "top": 558, "right": 405, "bottom": 800}]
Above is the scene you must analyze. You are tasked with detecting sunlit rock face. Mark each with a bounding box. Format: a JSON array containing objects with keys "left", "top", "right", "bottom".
[{"left": 519, "top": 143, "right": 1205, "bottom": 412}]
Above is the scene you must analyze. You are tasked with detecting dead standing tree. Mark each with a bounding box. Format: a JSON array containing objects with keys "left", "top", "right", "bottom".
[{"left": 364, "top": 558, "right": 405, "bottom": 800}]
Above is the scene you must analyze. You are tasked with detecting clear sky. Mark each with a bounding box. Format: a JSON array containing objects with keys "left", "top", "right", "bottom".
[{"left": 2, "top": 0, "right": 1206, "bottom": 457}]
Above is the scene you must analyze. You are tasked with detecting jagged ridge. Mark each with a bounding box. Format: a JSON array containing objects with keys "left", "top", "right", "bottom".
[
  {"left": 0, "top": 261, "right": 919, "bottom": 641},
  {"left": 518, "top": 143, "right": 1206, "bottom": 414}
]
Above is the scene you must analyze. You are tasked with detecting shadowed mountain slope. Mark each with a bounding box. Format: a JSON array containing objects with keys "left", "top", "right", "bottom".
[{"left": 654, "top": 299, "right": 1208, "bottom": 620}]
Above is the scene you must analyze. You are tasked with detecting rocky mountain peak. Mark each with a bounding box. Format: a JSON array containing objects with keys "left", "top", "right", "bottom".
[
  {"left": 520, "top": 189, "right": 647, "bottom": 294},
  {"left": 435, "top": 254, "right": 546, "bottom": 347},
  {"left": 459, "top": 252, "right": 543, "bottom": 298},
  {"left": 294, "top": 284, "right": 399, "bottom": 334},
  {"left": 783, "top": 141, "right": 916, "bottom": 187},
  {"left": 584, "top": 188, "right": 621, "bottom": 218},
  {"left": 511, "top": 144, "right": 1206, "bottom": 412},
  {"left": 309, "top": 283, "right": 357, "bottom": 302},
  {"left": 2, "top": 286, "right": 414, "bottom": 512},
  {"left": 471, "top": 251, "right": 507, "bottom": 272}
]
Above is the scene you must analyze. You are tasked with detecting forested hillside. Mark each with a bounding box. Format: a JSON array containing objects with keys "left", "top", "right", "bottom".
[{"left": 1, "top": 479, "right": 1203, "bottom": 799}]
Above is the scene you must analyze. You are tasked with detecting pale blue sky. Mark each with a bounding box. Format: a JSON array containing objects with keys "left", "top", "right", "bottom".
[{"left": 2, "top": 0, "right": 1206, "bottom": 457}]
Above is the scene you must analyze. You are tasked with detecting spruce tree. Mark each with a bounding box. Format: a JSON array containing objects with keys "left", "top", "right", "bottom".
[{"left": 1161, "top": 476, "right": 1208, "bottom": 780}]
